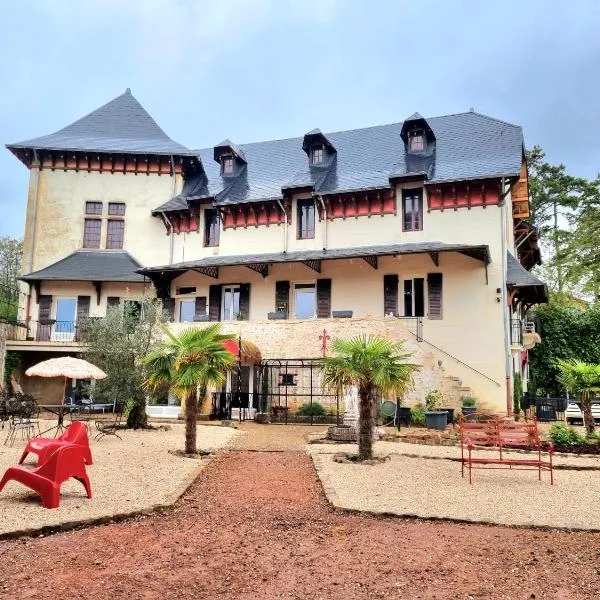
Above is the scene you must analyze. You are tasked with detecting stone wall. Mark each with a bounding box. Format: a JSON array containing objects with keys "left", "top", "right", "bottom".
[{"left": 0, "top": 323, "right": 8, "bottom": 392}]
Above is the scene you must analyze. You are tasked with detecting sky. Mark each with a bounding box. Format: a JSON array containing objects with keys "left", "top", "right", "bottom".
[{"left": 1, "top": 0, "right": 599, "bottom": 238}]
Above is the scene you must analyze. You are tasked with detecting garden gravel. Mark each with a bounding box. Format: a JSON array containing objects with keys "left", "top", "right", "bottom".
[{"left": 0, "top": 421, "right": 238, "bottom": 536}]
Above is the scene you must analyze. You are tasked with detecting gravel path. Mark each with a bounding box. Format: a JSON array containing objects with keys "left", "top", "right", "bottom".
[
  {"left": 233, "top": 422, "right": 329, "bottom": 451},
  {"left": 0, "top": 422, "right": 238, "bottom": 536},
  {"left": 1, "top": 451, "right": 599, "bottom": 599}
]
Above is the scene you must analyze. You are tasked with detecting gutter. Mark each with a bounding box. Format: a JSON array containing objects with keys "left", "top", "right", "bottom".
[
  {"left": 499, "top": 177, "right": 512, "bottom": 414},
  {"left": 28, "top": 149, "right": 40, "bottom": 272},
  {"left": 161, "top": 212, "right": 174, "bottom": 265},
  {"left": 276, "top": 199, "right": 288, "bottom": 253},
  {"left": 316, "top": 195, "right": 327, "bottom": 250}
]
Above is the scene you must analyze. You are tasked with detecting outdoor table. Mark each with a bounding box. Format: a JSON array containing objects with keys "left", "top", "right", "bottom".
[{"left": 38, "top": 404, "right": 71, "bottom": 437}]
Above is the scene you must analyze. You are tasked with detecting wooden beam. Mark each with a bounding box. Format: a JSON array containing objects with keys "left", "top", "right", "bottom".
[
  {"left": 362, "top": 256, "right": 378, "bottom": 270},
  {"left": 93, "top": 281, "right": 102, "bottom": 306},
  {"left": 302, "top": 260, "right": 321, "bottom": 273},
  {"left": 429, "top": 252, "right": 439, "bottom": 267},
  {"left": 246, "top": 263, "right": 269, "bottom": 278},
  {"left": 193, "top": 266, "right": 219, "bottom": 279}
]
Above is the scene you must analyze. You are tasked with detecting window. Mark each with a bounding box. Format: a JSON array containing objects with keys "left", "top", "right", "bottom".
[
  {"left": 222, "top": 156, "right": 234, "bottom": 174},
  {"left": 311, "top": 146, "right": 324, "bottom": 165},
  {"left": 179, "top": 299, "right": 196, "bottom": 323},
  {"left": 204, "top": 209, "right": 221, "bottom": 247},
  {"left": 402, "top": 190, "right": 423, "bottom": 231},
  {"left": 408, "top": 130, "right": 425, "bottom": 152},
  {"left": 222, "top": 286, "right": 240, "bottom": 321},
  {"left": 294, "top": 283, "right": 316, "bottom": 319},
  {"left": 279, "top": 373, "right": 297, "bottom": 386},
  {"left": 297, "top": 199, "right": 315, "bottom": 239},
  {"left": 108, "top": 202, "right": 126, "bottom": 216},
  {"left": 54, "top": 298, "right": 77, "bottom": 341},
  {"left": 176, "top": 286, "right": 197, "bottom": 295},
  {"left": 85, "top": 201, "right": 103, "bottom": 215},
  {"left": 106, "top": 219, "right": 125, "bottom": 249},
  {"left": 403, "top": 278, "right": 425, "bottom": 317},
  {"left": 83, "top": 219, "right": 101, "bottom": 248}
]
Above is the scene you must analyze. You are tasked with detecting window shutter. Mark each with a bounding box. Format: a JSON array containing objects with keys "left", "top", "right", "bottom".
[
  {"left": 238, "top": 284, "right": 250, "bottom": 321},
  {"left": 275, "top": 280, "right": 290, "bottom": 317},
  {"left": 76, "top": 296, "right": 91, "bottom": 340},
  {"left": 316, "top": 278, "right": 332, "bottom": 319},
  {"left": 37, "top": 295, "right": 52, "bottom": 341},
  {"left": 427, "top": 273, "right": 443, "bottom": 320},
  {"left": 162, "top": 297, "right": 175, "bottom": 322},
  {"left": 209, "top": 285, "right": 222, "bottom": 321},
  {"left": 194, "top": 296, "right": 207, "bottom": 321},
  {"left": 107, "top": 296, "right": 120, "bottom": 309},
  {"left": 383, "top": 274, "right": 399, "bottom": 316}
]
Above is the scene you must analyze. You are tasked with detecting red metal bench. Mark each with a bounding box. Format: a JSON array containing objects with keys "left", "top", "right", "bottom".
[{"left": 459, "top": 413, "right": 554, "bottom": 484}]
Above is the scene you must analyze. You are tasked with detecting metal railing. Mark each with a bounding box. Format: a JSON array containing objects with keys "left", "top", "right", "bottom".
[
  {"left": 510, "top": 319, "right": 523, "bottom": 346},
  {"left": 396, "top": 316, "right": 423, "bottom": 342},
  {"left": 6, "top": 320, "right": 81, "bottom": 344}
]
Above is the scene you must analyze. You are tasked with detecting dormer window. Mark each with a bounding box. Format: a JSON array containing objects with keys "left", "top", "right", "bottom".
[
  {"left": 311, "top": 146, "right": 324, "bottom": 165},
  {"left": 222, "top": 156, "right": 234, "bottom": 174},
  {"left": 408, "top": 130, "right": 425, "bottom": 152}
]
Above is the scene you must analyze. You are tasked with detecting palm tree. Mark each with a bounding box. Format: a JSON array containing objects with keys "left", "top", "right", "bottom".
[
  {"left": 556, "top": 359, "right": 600, "bottom": 434},
  {"left": 141, "top": 324, "right": 236, "bottom": 454},
  {"left": 322, "top": 335, "right": 420, "bottom": 460}
]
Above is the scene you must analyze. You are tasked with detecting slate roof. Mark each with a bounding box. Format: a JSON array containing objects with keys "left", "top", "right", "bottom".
[
  {"left": 20, "top": 250, "right": 146, "bottom": 282},
  {"left": 139, "top": 242, "right": 490, "bottom": 275},
  {"left": 157, "top": 111, "right": 523, "bottom": 210},
  {"left": 7, "top": 89, "right": 195, "bottom": 158},
  {"left": 506, "top": 252, "right": 546, "bottom": 288}
]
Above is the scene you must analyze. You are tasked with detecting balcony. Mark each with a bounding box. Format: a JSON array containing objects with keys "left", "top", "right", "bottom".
[
  {"left": 510, "top": 319, "right": 540, "bottom": 351},
  {"left": 4, "top": 320, "right": 84, "bottom": 351}
]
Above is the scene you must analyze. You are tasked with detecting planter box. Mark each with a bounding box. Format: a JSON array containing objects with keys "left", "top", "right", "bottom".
[
  {"left": 268, "top": 311, "right": 287, "bottom": 320},
  {"left": 440, "top": 408, "right": 455, "bottom": 424},
  {"left": 146, "top": 405, "right": 180, "bottom": 419},
  {"left": 461, "top": 406, "right": 477, "bottom": 416},
  {"left": 425, "top": 411, "right": 448, "bottom": 430},
  {"left": 332, "top": 311, "right": 353, "bottom": 318}
]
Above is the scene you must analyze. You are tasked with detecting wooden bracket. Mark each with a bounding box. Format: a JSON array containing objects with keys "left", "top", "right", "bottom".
[
  {"left": 246, "top": 263, "right": 269, "bottom": 278},
  {"left": 93, "top": 281, "right": 102, "bottom": 306},
  {"left": 193, "top": 267, "right": 219, "bottom": 279},
  {"left": 362, "top": 256, "right": 378, "bottom": 270},
  {"left": 302, "top": 260, "right": 322, "bottom": 273},
  {"left": 429, "top": 252, "right": 439, "bottom": 267}
]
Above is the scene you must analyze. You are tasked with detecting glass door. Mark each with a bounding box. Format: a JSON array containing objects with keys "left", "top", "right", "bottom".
[
  {"left": 53, "top": 298, "right": 77, "bottom": 341},
  {"left": 221, "top": 286, "right": 240, "bottom": 321}
]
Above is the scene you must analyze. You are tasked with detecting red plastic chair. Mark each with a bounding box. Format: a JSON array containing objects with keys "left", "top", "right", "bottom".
[
  {"left": 0, "top": 444, "right": 92, "bottom": 509},
  {"left": 19, "top": 421, "right": 93, "bottom": 466}
]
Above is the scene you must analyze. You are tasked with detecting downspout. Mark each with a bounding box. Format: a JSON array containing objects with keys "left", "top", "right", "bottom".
[
  {"left": 500, "top": 177, "right": 512, "bottom": 414},
  {"left": 168, "top": 154, "right": 178, "bottom": 265},
  {"left": 28, "top": 149, "right": 41, "bottom": 272},
  {"left": 317, "top": 195, "right": 327, "bottom": 250},
  {"left": 276, "top": 199, "right": 288, "bottom": 253},
  {"left": 162, "top": 212, "right": 174, "bottom": 265}
]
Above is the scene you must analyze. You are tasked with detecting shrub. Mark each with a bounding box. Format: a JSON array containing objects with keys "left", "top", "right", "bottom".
[
  {"left": 410, "top": 403, "right": 426, "bottom": 427},
  {"left": 297, "top": 402, "right": 326, "bottom": 416},
  {"left": 549, "top": 423, "right": 586, "bottom": 446},
  {"left": 513, "top": 372, "right": 522, "bottom": 415},
  {"left": 425, "top": 390, "right": 444, "bottom": 411},
  {"left": 461, "top": 396, "right": 476, "bottom": 407}
]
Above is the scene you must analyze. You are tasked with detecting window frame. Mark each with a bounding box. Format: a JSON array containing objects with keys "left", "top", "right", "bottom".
[
  {"left": 408, "top": 130, "right": 426, "bottom": 152},
  {"left": 297, "top": 199, "right": 316, "bottom": 240},
  {"left": 204, "top": 209, "right": 221, "bottom": 247},
  {"left": 311, "top": 146, "right": 324, "bottom": 165},
  {"left": 403, "top": 277, "right": 425, "bottom": 317},
  {"left": 178, "top": 299, "right": 196, "bottom": 323},
  {"left": 222, "top": 156, "right": 234, "bottom": 175},
  {"left": 83, "top": 218, "right": 102, "bottom": 248},
  {"left": 402, "top": 189, "right": 424, "bottom": 232},
  {"left": 221, "top": 285, "right": 241, "bottom": 321},
  {"left": 293, "top": 282, "right": 316, "bottom": 319},
  {"left": 108, "top": 202, "right": 126, "bottom": 217},
  {"left": 85, "top": 201, "right": 103, "bottom": 215},
  {"left": 106, "top": 219, "right": 125, "bottom": 249}
]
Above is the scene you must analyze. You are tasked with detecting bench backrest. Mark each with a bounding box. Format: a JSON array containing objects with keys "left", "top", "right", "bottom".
[{"left": 460, "top": 415, "right": 541, "bottom": 449}]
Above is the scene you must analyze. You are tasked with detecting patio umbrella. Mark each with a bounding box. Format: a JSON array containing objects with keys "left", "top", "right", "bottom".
[{"left": 25, "top": 357, "right": 107, "bottom": 403}]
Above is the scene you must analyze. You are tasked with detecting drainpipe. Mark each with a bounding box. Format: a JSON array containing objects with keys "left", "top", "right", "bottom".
[
  {"left": 500, "top": 177, "right": 512, "bottom": 414},
  {"left": 276, "top": 199, "right": 288, "bottom": 253},
  {"left": 161, "top": 212, "right": 174, "bottom": 264},
  {"left": 28, "top": 149, "right": 41, "bottom": 272},
  {"left": 317, "top": 195, "right": 327, "bottom": 250},
  {"left": 166, "top": 154, "right": 179, "bottom": 265}
]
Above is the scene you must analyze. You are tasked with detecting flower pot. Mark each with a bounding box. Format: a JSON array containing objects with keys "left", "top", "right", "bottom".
[
  {"left": 461, "top": 406, "right": 477, "bottom": 416},
  {"left": 440, "top": 408, "right": 454, "bottom": 424},
  {"left": 425, "top": 411, "right": 448, "bottom": 430}
]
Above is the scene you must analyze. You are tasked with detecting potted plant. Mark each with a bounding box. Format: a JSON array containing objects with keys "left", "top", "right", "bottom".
[
  {"left": 424, "top": 390, "right": 448, "bottom": 430},
  {"left": 461, "top": 395, "right": 477, "bottom": 415}
]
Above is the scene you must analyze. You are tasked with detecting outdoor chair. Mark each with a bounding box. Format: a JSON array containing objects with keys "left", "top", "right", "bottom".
[
  {"left": 19, "top": 421, "right": 93, "bottom": 466},
  {"left": 3, "top": 397, "right": 40, "bottom": 447},
  {"left": 0, "top": 444, "right": 92, "bottom": 509},
  {"left": 95, "top": 408, "right": 124, "bottom": 441}
]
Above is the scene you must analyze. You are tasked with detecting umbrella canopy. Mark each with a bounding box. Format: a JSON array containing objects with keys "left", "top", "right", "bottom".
[{"left": 25, "top": 357, "right": 107, "bottom": 380}]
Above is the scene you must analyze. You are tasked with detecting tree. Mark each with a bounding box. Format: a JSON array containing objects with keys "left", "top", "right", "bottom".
[
  {"left": 0, "top": 237, "right": 23, "bottom": 321},
  {"left": 321, "top": 335, "right": 420, "bottom": 460},
  {"left": 79, "top": 298, "right": 167, "bottom": 429},
  {"left": 556, "top": 359, "right": 600, "bottom": 434},
  {"left": 141, "top": 324, "right": 236, "bottom": 454}
]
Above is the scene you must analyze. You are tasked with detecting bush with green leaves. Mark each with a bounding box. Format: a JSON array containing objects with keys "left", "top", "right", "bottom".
[
  {"left": 410, "top": 403, "right": 426, "bottom": 427},
  {"left": 461, "top": 396, "right": 476, "bottom": 407},
  {"left": 425, "top": 390, "right": 444, "bottom": 411},
  {"left": 297, "top": 402, "right": 326, "bottom": 416},
  {"left": 549, "top": 423, "right": 586, "bottom": 446}
]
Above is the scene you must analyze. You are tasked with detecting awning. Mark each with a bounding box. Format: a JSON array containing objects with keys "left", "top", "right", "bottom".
[
  {"left": 223, "top": 339, "right": 262, "bottom": 364},
  {"left": 506, "top": 252, "right": 548, "bottom": 305}
]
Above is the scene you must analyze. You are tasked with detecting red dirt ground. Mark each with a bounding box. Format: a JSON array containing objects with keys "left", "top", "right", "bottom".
[{"left": 0, "top": 451, "right": 599, "bottom": 599}]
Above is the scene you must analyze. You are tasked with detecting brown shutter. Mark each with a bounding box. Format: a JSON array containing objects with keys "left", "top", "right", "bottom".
[
  {"left": 427, "top": 273, "right": 443, "bottom": 320},
  {"left": 239, "top": 284, "right": 250, "bottom": 321},
  {"left": 37, "top": 295, "right": 52, "bottom": 341},
  {"left": 107, "top": 296, "right": 120, "bottom": 309},
  {"left": 209, "top": 285, "right": 222, "bottom": 321},
  {"left": 384, "top": 274, "right": 399, "bottom": 316},
  {"left": 316, "top": 278, "right": 331, "bottom": 319},
  {"left": 76, "top": 295, "right": 91, "bottom": 340},
  {"left": 162, "top": 297, "right": 175, "bottom": 322},
  {"left": 194, "top": 296, "right": 207, "bottom": 321},
  {"left": 275, "top": 281, "right": 290, "bottom": 318}
]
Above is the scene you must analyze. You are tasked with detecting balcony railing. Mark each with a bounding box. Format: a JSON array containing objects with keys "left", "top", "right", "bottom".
[
  {"left": 6, "top": 320, "right": 81, "bottom": 344},
  {"left": 510, "top": 319, "right": 523, "bottom": 346}
]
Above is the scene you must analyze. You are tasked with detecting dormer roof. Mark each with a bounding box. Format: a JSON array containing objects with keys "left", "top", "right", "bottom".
[
  {"left": 302, "top": 128, "right": 336, "bottom": 156},
  {"left": 213, "top": 139, "right": 247, "bottom": 164},
  {"left": 7, "top": 89, "right": 196, "bottom": 166},
  {"left": 400, "top": 112, "right": 436, "bottom": 145}
]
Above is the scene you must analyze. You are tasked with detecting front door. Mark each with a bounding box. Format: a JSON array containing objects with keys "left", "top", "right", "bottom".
[
  {"left": 53, "top": 298, "right": 77, "bottom": 341},
  {"left": 229, "top": 365, "right": 254, "bottom": 420}
]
